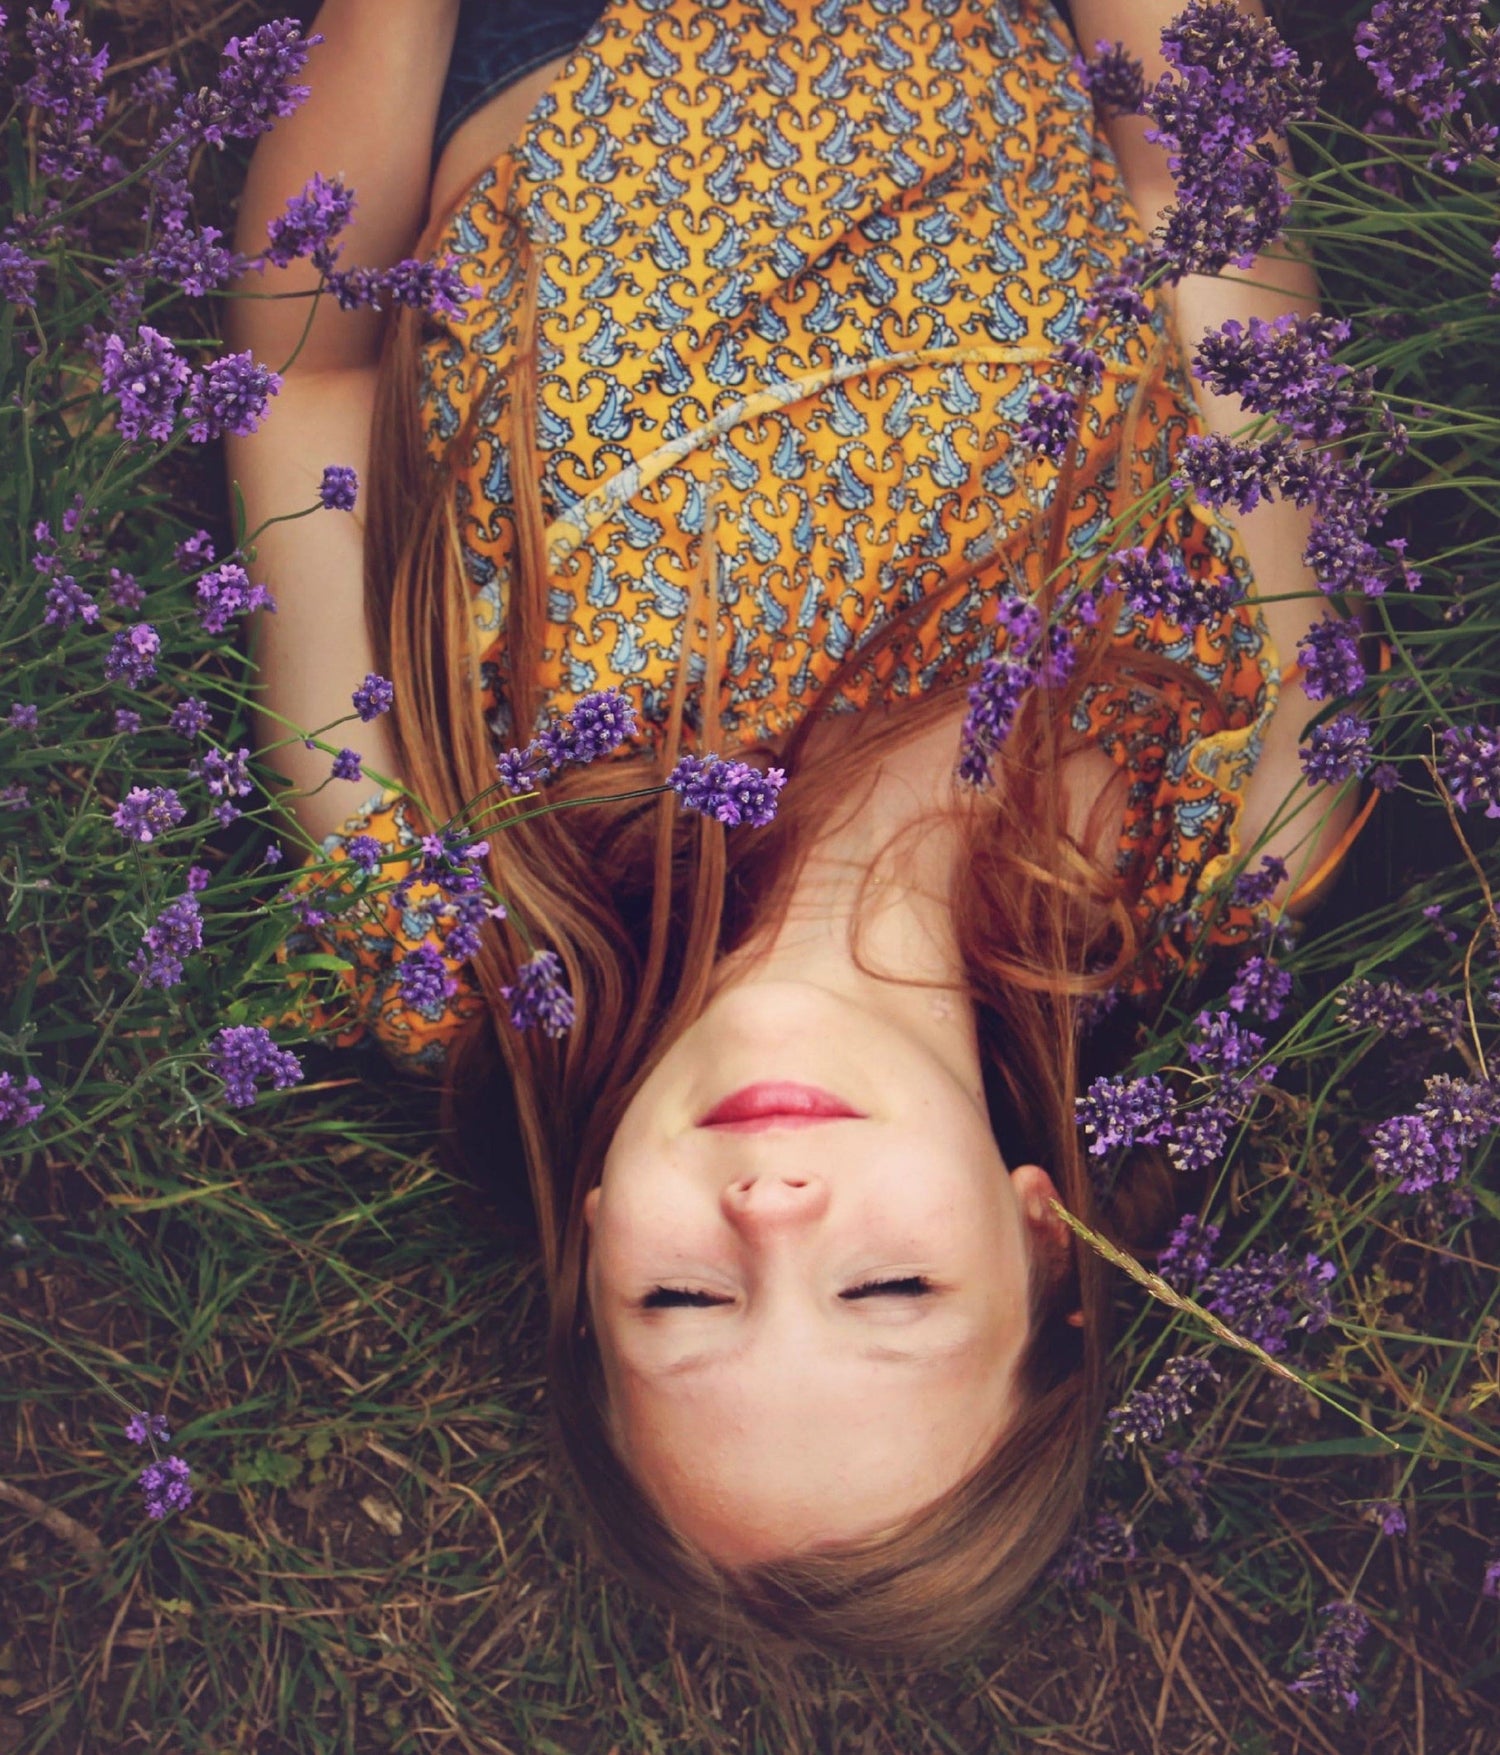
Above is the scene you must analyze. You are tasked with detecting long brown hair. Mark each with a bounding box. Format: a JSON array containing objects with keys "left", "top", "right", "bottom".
[{"left": 364, "top": 222, "right": 1217, "bottom": 1666}]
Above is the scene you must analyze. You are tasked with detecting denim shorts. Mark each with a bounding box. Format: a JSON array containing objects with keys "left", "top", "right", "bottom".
[{"left": 434, "top": 0, "right": 611, "bottom": 170}]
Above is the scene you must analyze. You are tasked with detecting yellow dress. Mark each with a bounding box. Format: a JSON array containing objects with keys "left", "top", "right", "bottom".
[{"left": 275, "top": 0, "right": 1306, "bottom": 1077}]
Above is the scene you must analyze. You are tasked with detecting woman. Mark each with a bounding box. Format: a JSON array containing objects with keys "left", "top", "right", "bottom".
[{"left": 226, "top": 0, "right": 1372, "bottom": 1662}]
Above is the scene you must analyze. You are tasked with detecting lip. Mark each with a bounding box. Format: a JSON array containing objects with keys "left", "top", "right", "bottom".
[{"left": 697, "top": 1081, "right": 867, "bottom": 1129}]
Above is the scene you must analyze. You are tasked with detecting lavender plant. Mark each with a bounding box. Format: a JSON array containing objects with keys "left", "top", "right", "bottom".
[{"left": 1, "top": 0, "right": 1498, "bottom": 1742}]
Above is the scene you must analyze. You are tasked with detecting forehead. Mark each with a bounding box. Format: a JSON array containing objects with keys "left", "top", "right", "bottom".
[{"left": 610, "top": 1346, "right": 1019, "bottom": 1554}]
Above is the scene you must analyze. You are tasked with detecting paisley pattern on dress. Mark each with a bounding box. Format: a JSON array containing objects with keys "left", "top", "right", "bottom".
[{"left": 274, "top": 0, "right": 1284, "bottom": 1078}]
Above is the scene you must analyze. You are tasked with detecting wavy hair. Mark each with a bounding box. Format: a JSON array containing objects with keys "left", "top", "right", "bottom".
[{"left": 363, "top": 227, "right": 1218, "bottom": 1666}]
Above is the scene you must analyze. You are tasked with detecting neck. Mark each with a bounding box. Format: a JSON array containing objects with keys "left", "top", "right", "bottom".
[{"left": 705, "top": 701, "right": 985, "bottom": 1105}]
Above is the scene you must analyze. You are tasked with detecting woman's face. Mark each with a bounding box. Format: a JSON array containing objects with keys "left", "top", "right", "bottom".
[{"left": 582, "top": 976, "right": 1066, "bottom": 1563}]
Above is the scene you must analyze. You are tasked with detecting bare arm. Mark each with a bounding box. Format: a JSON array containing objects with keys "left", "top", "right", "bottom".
[
  {"left": 1069, "top": 0, "right": 1363, "bottom": 914},
  {"left": 223, "top": 0, "right": 461, "bottom": 847}
]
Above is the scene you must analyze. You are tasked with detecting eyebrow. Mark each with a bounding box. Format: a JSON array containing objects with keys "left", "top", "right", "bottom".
[{"left": 644, "top": 1329, "right": 979, "bottom": 1380}]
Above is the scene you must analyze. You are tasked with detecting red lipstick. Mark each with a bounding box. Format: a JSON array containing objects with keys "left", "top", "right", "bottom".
[{"left": 697, "top": 1081, "right": 865, "bottom": 1130}]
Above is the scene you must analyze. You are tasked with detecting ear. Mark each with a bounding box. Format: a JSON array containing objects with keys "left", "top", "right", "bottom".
[
  {"left": 1010, "top": 1163, "right": 1082, "bottom": 1318},
  {"left": 1009, "top": 1163, "right": 1068, "bottom": 1251},
  {"left": 583, "top": 1185, "right": 601, "bottom": 1231}
]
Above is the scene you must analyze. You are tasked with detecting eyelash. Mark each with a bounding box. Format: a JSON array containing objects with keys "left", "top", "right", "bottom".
[{"left": 641, "top": 1276, "right": 933, "bottom": 1308}]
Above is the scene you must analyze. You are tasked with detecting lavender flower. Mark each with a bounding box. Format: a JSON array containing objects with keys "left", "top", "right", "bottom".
[
  {"left": 99, "top": 326, "right": 192, "bottom": 443},
  {"left": 956, "top": 654, "right": 1035, "bottom": 789},
  {"left": 319, "top": 465, "right": 358, "bottom": 511},
  {"left": 493, "top": 686, "right": 642, "bottom": 795},
  {"left": 1054, "top": 1513, "right": 1138, "bottom": 1589},
  {"left": 1083, "top": 250, "right": 1152, "bottom": 332},
  {"left": 265, "top": 172, "right": 356, "bottom": 268},
  {"left": 1158, "top": 1215, "right": 1220, "bottom": 1291},
  {"left": 0, "top": 1071, "right": 46, "bottom": 1130},
  {"left": 196, "top": 747, "right": 253, "bottom": 802},
  {"left": 404, "top": 833, "right": 490, "bottom": 901},
  {"left": 1368, "top": 1500, "right": 1407, "bottom": 1537},
  {"left": 1235, "top": 856, "right": 1291, "bottom": 912},
  {"left": 323, "top": 256, "right": 472, "bottom": 320},
  {"left": 1297, "top": 618, "right": 1367, "bottom": 701},
  {"left": 1485, "top": 1556, "right": 1500, "bottom": 1600},
  {"left": 331, "top": 748, "right": 362, "bottom": 782},
  {"left": 139, "top": 224, "right": 245, "bottom": 297},
  {"left": 1355, "top": 1, "right": 1469, "bottom": 123},
  {"left": 442, "top": 891, "right": 492, "bottom": 962},
  {"left": 352, "top": 674, "right": 394, "bottom": 722},
  {"left": 22, "top": 0, "right": 110, "bottom": 182},
  {"left": 1288, "top": 1600, "right": 1369, "bottom": 1713},
  {"left": 175, "top": 530, "right": 216, "bottom": 573},
  {"left": 1166, "top": 1098, "right": 1237, "bottom": 1175},
  {"left": 182, "top": 351, "right": 283, "bottom": 443},
  {"left": 1300, "top": 712, "right": 1373, "bottom": 785},
  {"left": 124, "top": 1411, "right": 171, "bottom": 1446},
  {"left": 501, "top": 948, "right": 576, "bottom": 1038},
  {"left": 172, "top": 20, "right": 323, "bottom": 149},
  {"left": 1226, "top": 955, "right": 1293, "bottom": 1021},
  {"left": 1336, "top": 976, "right": 1464, "bottom": 1047},
  {"left": 112, "top": 785, "right": 185, "bottom": 844},
  {"left": 668, "top": 753, "right": 786, "bottom": 828},
  {"left": 114, "top": 708, "right": 141, "bottom": 735},
  {"left": 1368, "top": 1114, "right": 1446, "bottom": 1194},
  {"left": 43, "top": 574, "right": 99, "bottom": 627},
  {"left": 1186, "top": 1010, "right": 1269, "bottom": 1079},
  {"left": 129, "top": 65, "right": 178, "bottom": 109},
  {"left": 1172, "top": 433, "right": 1284, "bottom": 518},
  {"left": 1075, "top": 1073, "right": 1176, "bottom": 1156},
  {"left": 1058, "top": 338, "right": 1104, "bottom": 395},
  {"left": 138, "top": 1454, "right": 194, "bottom": 1520},
  {"left": 103, "top": 623, "right": 160, "bottom": 689},
  {"left": 1017, "top": 381, "right": 1078, "bottom": 464},
  {"left": 129, "top": 889, "right": 204, "bottom": 990},
  {"left": 195, "top": 562, "right": 275, "bottom": 634},
  {"left": 1108, "top": 545, "right": 1241, "bottom": 632},
  {"left": 7, "top": 703, "right": 39, "bottom": 731},
  {"left": 1143, "top": 0, "right": 1322, "bottom": 279},
  {"left": 1077, "top": 39, "right": 1147, "bottom": 114},
  {"left": 346, "top": 835, "right": 383, "bottom": 876},
  {"left": 1435, "top": 724, "right": 1500, "bottom": 816},
  {"left": 397, "top": 944, "right": 459, "bottom": 1014},
  {"left": 169, "top": 696, "right": 214, "bottom": 739},
  {"left": 1191, "top": 313, "right": 1373, "bottom": 445},
  {"left": 1370, "top": 1074, "right": 1500, "bottom": 1193},
  {"left": 1200, "top": 1246, "right": 1337, "bottom": 1355},
  {"left": 1103, "top": 1355, "right": 1219, "bottom": 1458},
  {"left": 209, "top": 1025, "right": 303, "bottom": 1109},
  {"left": 1427, "top": 112, "right": 1499, "bottom": 175},
  {"left": 109, "top": 567, "right": 144, "bottom": 609},
  {"left": 0, "top": 240, "right": 41, "bottom": 307}
]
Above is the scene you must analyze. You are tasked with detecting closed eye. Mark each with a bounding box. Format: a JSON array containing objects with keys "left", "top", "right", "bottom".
[{"left": 641, "top": 1275, "right": 933, "bottom": 1308}]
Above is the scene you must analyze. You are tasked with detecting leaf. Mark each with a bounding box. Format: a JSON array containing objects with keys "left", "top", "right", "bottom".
[
  {"left": 278, "top": 953, "right": 355, "bottom": 975},
  {"left": 104, "top": 1180, "right": 245, "bottom": 1210},
  {"left": 358, "top": 1493, "right": 403, "bottom": 1537},
  {"left": 228, "top": 1447, "right": 303, "bottom": 1490}
]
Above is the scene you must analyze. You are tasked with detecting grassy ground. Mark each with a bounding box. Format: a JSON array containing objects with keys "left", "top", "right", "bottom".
[{"left": 3, "top": 0, "right": 1499, "bottom": 1750}]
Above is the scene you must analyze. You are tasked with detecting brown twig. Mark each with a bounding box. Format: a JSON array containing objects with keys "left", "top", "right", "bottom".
[{"left": 0, "top": 1474, "right": 106, "bottom": 1574}]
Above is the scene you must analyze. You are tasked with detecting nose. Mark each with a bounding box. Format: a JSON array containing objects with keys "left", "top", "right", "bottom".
[{"left": 721, "top": 1173, "right": 830, "bottom": 1232}]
